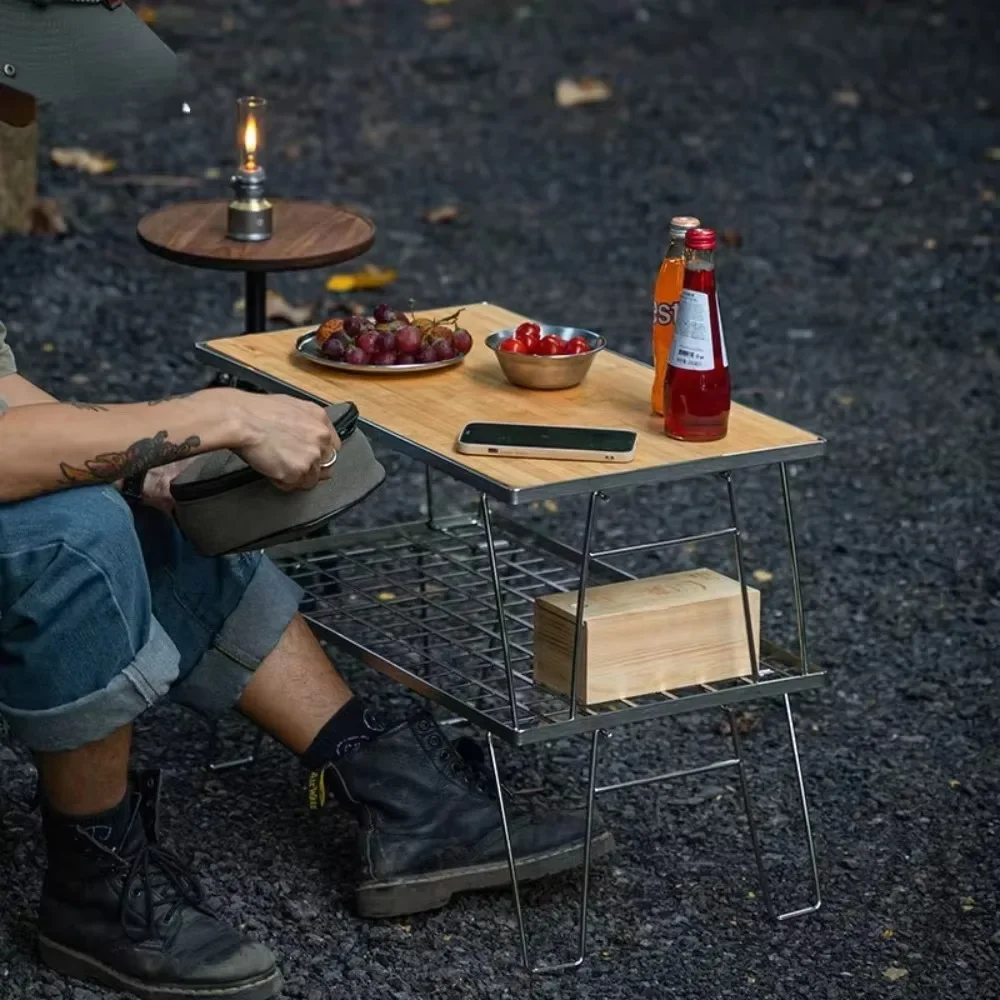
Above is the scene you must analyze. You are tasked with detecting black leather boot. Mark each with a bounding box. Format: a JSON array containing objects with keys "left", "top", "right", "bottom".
[
  {"left": 39, "top": 770, "right": 281, "bottom": 1000},
  {"left": 326, "top": 712, "right": 614, "bottom": 918}
]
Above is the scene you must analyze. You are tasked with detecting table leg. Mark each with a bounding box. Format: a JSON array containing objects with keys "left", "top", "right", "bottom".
[
  {"left": 244, "top": 272, "right": 268, "bottom": 334},
  {"left": 210, "top": 271, "right": 269, "bottom": 391}
]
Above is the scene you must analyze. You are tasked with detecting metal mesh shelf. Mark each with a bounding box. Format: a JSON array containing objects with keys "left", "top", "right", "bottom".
[{"left": 270, "top": 516, "right": 824, "bottom": 746}]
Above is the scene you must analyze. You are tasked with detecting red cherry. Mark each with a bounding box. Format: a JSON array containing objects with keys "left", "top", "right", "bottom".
[
  {"left": 566, "top": 337, "right": 591, "bottom": 354},
  {"left": 538, "top": 335, "right": 565, "bottom": 356},
  {"left": 499, "top": 337, "right": 528, "bottom": 353},
  {"left": 515, "top": 322, "right": 541, "bottom": 341},
  {"left": 516, "top": 330, "right": 539, "bottom": 353}
]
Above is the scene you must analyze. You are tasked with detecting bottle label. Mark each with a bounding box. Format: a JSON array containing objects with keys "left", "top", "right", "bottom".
[
  {"left": 653, "top": 300, "right": 679, "bottom": 327},
  {"left": 717, "top": 292, "right": 728, "bottom": 367},
  {"left": 669, "top": 289, "right": 715, "bottom": 371}
]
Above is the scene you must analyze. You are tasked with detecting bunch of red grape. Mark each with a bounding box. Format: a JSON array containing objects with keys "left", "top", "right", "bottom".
[
  {"left": 498, "top": 322, "right": 592, "bottom": 356},
  {"left": 314, "top": 305, "right": 473, "bottom": 367}
]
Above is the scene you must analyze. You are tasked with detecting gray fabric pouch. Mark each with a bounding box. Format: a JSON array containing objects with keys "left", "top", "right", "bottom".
[{"left": 170, "top": 402, "right": 385, "bottom": 557}]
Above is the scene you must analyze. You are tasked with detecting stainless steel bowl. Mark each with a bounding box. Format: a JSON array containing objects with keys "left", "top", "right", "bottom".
[{"left": 486, "top": 325, "right": 606, "bottom": 390}]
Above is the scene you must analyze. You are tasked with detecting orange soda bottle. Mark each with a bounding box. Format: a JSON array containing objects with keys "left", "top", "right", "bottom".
[{"left": 650, "top": 215, "right": 700, "bottom": 415}]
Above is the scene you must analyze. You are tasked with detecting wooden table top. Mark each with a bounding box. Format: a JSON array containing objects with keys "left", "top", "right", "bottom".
[
  {"left": 199, "top": 301, "right": 826, "bottom": 503},
  {"left": 137, "top": 199, "right": 375, "bottom": 273}
]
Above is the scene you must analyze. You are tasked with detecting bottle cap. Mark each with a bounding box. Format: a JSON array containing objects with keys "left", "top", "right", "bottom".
[
  {"left": 685, "top": 227, "right": 716, "bottom": 250},
  {"left": 669, "top": 216, "right": 700, "bottom": 239}
]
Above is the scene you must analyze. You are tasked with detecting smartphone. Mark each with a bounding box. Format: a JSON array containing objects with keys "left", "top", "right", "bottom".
[{"left": 456, "top": 422, "right": 637, "bottom": 463}]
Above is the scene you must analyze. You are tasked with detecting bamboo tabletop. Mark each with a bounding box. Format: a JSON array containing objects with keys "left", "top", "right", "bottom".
[{"left": 198, "top": 302, "right": 825, "bottom": 503}]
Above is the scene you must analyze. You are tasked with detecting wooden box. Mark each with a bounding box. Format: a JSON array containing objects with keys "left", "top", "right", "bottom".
[{"left": 532, "top": 568, "right": 760, "bottom": 705}]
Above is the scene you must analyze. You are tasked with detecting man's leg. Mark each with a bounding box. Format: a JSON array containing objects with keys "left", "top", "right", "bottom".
[
  {"left": 151, "top": 517, "right": 616, "bottom": 919},
  {"left": 0, "top": 487, "right": 280, "bottom": 1000},
  {"left": 231, "top": 620, "right": 613, "bottom": 918},
  {"left": 37, "top": 724, "right": 132, "bottom": 816}
]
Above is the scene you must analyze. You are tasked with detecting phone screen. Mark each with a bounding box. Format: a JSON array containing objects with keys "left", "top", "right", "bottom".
[{"left": 460, "top": 423, "right": 636, "bottom": 453}]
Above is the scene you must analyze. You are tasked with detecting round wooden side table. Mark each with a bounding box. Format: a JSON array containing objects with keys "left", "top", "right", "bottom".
[{"left": 137, "top": 199, "right": 376, "bottom": 334}]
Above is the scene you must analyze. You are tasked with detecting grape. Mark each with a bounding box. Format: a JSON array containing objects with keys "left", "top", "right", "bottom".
[
  {"left": 356, "top": 331, "right": 380, "bottom": 355},
  {"left": 431, "top": 324, "right": 453, "bottom": 343},
  {"left": 373, "top": 351, "right": 397, "bottom": 366},
  {"left": 377, "top": 331, "right": 397, "bottom": 353},
  {"left": 433, "top": 339, "right": 457, "bottom": 361},
  {"left": 321, "top": 338, "right": 345, "bottom": 360},
  {"left": 395, "top": 324, "right": 422, "bottom": 355},
  {"left": 416, "top": 345, "right": 437, "bottom": 364},
  {"left": 397, "top": 353, "right": 416, "bottom": 365},
  {"left": 345, "top": 346, "right": 368, "bottom": 365},
  {"left": 343, "top": 315, "right": 366, "bottom": 337},
  {"left": 453, "top": 329, "right": 473, "bottom": 354},
  {"left": 373, "top": 304, "right": 394, "bottom": 324}
]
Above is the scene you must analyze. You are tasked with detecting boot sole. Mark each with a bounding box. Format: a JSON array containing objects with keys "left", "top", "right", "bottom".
[
  {"left": 356, "top": 830, "right": 615, "bottom": 919},
  {"left": 38, "top": 935, "right": 283, "bottom": 1000}
]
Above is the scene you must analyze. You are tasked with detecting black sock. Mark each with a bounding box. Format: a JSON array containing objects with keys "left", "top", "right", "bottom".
[
  {"left": 43, "top": 791, "right": 132, "bottom": 849},
  {"left": 300, "top": 696, "right": 385, "bottom": 770}
]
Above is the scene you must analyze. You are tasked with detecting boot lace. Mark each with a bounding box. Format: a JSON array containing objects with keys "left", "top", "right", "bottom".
[
  {"left": 451, "top": 736, "right": 499, "bottom": 797},
  {"left": 120, "top": 842, "right": 210, "bottom": 941}
]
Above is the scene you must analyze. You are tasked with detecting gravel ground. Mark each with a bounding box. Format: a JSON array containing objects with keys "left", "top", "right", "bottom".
[{"left": 2, "top": 0, "right": 999, "bottom": 997}]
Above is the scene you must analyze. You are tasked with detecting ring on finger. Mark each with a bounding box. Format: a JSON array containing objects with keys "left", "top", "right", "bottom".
[{"left": 319, "top": 450, "right": 338, "bottom": 470}]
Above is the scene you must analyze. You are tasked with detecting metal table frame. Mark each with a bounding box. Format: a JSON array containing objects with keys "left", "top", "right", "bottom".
[{"left": 196, "top": 341, "right": 826, "bottom": 971}]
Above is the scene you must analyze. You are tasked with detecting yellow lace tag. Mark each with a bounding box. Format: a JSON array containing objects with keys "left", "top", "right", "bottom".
[{"left": 307, "top": 769, "right": 327, "bottom": 811}]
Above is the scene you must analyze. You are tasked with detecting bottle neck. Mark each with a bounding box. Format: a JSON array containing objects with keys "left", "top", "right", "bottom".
[
  {"left": 665, "top": 233, "right": 689, "bottom": 260},
  {"left": 685, "top": 248, "right": 716, "bottom": 271}
]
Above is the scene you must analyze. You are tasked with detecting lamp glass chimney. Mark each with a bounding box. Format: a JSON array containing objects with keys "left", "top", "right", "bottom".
[{"left": 236, "top": 96, "right": 267, "bottom": 173}]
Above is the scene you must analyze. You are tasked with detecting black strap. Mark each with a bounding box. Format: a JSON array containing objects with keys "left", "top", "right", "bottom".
[{"left": 121, "top": 472, "right": 146, "bottom": 508}]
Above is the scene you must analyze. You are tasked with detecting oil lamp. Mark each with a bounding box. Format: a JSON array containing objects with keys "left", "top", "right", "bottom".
[{"left": 226, "top": 96, "right": 273, "bottom": 242}]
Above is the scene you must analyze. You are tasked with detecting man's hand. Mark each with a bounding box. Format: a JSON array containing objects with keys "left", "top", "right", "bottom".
[
  {"left": 235, "top": 394, "right": 340, "bottom": 492},
  {"left": 141, "top": 457, "right": 200, "bottom": 514}
]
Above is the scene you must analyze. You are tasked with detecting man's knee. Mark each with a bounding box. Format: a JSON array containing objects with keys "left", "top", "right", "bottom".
[{"left": 0, "top": 487, "right": 180, "bottom": 751}]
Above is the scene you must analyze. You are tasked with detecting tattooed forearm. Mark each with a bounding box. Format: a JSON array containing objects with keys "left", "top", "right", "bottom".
[
  {"left": 58, "top": 431, "right": 201, "bottom": 486},
  {"left": 69, "top": 402, "right": 109, "bottom": 412}
]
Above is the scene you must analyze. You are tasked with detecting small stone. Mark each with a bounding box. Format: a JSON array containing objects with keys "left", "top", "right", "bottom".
[
  {"left": 281, "top": 898, "right": 320, "bottom": 923},
  {"left": 73, "top": 989, "right": 104, "bottom": 1000}
]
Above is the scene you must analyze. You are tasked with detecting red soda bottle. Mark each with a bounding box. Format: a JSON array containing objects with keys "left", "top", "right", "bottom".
[{"left": 663, "top": 227, "right": 731, "bottom": 441}]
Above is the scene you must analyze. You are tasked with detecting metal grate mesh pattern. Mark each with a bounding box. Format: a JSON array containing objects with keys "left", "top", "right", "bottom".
[{"left": 272, "top": 518, "right": 821, "bottom": 744}]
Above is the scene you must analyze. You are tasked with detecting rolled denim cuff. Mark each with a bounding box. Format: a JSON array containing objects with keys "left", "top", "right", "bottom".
[
  {"left": 0, "top": 619, "right": 179, "bottom": 752},
  {"left": 168, "top": 555, "right": 303, "bottom": 719}
]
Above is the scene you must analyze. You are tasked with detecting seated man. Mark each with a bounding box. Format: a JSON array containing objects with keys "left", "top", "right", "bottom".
[{"left": 0, "top": 4, "right": 610, "bottom": 999}]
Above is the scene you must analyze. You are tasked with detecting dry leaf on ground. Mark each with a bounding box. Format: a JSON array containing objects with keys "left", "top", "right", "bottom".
[
  {"left": 542, "top": 499, "right": 559, "bottom": 512},
  {"left": 882, "top": 967, "right": 908, "bottom": 982},
  {"left": 555, "top": 78, "right": 612, "bottom": 108},
  {"left": 424, "top": 204, "right": 460, "bottom": 224},
  {"left": 30, "top": 198, "right": 68, "bottom": 236},
  {"left": 832, "top": 88, "right": 861, "bottom": 108},
  {"left": 234, "top": 290, "right": 314, "bottom": 326},
  {"left": 719, "top": 229, "right": 743, "bottom": 248},
  {"left": 752, "top": 569, "right": 774, "bottom": 583},
  {"left": 51, "top": 147, "right": 117, "bottom": 174},
  {"left": 422, "top": 0, "right": 453, "bottom": 6},
  {"left": 716, "top": 711, "right": 759, "bottom": 737},
  {"left": 986, "top": 147, "right": 1000, "bottom": 161},
  {"left": 134, "top": 3, "right": 157, "bottom": 25},
  {"left": 325, "top": 264, "right": 398, "bottom": 293},
  {"left": 426, "top": 11, "right": 454, "bottom": 29}
]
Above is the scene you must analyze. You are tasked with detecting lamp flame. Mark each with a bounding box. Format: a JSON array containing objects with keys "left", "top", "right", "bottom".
[{"left": 242, "top": 115, "right": 258, "bottom": 170}]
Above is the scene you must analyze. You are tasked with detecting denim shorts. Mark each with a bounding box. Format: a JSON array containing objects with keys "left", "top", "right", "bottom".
[{"left": 0, "top": 485, "right": 303, "bottom": 752}]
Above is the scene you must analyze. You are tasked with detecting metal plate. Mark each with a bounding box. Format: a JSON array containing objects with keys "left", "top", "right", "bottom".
[{"left": 296, "top": 332, "right": 466, "bottom": 375}]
